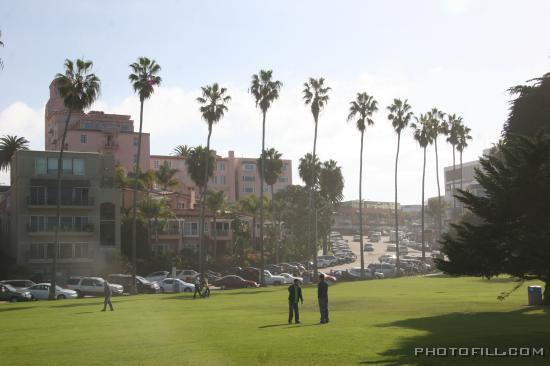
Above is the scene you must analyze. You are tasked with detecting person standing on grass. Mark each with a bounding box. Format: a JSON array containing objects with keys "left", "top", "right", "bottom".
[
  {"left": 102, "top": 281, "right": 114, "bottom": 311},
  {"left": 318, "top": 273, "right": 329, "bottom": 323},
  {"left": 288, "top": 279, "right": 303, "bottom": 324},
  {"left": 193, "top": 276, "right": 202, "bottom": 299}
]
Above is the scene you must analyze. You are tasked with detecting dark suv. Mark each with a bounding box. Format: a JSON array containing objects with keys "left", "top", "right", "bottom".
[{"left": 107, "top": 274, "right": 160, "bottom": 294}]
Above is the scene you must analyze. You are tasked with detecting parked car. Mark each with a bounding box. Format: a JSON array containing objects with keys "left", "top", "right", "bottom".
[
  {"left": 159, "top": 278, "right": 195, "bottom": 293},
  {"left": 67, "top": 277, "right": 124, "bottom": 298},
  {"left": 319, "top": 272, "right": 337, "bottom": 282},
  {"left": 279, "top": 273, "right": 303, "bottom": 284},
  {"left": 348, "top": 267, "right": 384, "bottom": 279},
  {"left": 265, "top": 264, "right": 283, "bottom": 274},
  {"left": 379, "top": 254, "right": 396, "bottom": 263},
  {"left": 0, "top": 283, "right": 32, "bottom": 302},
  {"left": 263, "top": 271, "right": 285, "bottom": 286},
  {"left": 0, "top": 279, "right": 36, "bottom": 290},
  {"left": 26, "top": 283, "right": 77, "bottom": 300},
  {"left": 176, "top": 270, "right": 199, "bottom": 282},
  {"left": 212, "top": 275, "right": 259, "bottom": 289},
  {"left": 364, "top": 244, "right": 375, "bottom": 252},
  {"left": 239, "top": 267, "right": 260, "bottom": 282},
  {"left": 108, "top": 274, "right": 161, "bottom": 294},
  {"left": 318, "top": 255, "right": 338, "bottom": 266},
  {"left": 353, "top": 234, "right": 361, "bottom": 242},
  {"left": 190, "top": 272, "right": 221, "bottom": 283},
  {"left": 367, "top": 263, "right": 399, "bottom": 276},
  {"left": 145, "top": 271, "right": 169, "bottom": 283},
  {"left": 386, "top": 244, "right": 397, "bottom": 252}
]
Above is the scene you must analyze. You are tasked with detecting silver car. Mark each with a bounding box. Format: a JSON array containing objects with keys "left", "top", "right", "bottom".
[{"left": 26, "top": 283, "right": 78, "bottom": 300}]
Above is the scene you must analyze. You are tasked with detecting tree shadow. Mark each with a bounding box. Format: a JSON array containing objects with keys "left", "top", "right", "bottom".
[
  {"left": 0, "top": 306, "right": 36, "bottom": 312},
  {"left": 359, "top": 307, "right": 550, "bottom": 365}
]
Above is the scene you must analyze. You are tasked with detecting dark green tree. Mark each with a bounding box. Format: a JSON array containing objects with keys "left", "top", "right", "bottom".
[
  {"left": 155, "top": 161, "right": 179, "bottom": 191},
  {"left": 437, "top": 134, "right": 550, "bottom": 304},
  {"left": 318, "top": 160, "right": 344, "bottom": 254},
  {"left": 0, "top": 135, "right": 29, "bottom": 171}
]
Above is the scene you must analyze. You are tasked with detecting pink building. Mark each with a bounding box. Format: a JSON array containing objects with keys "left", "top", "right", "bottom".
[
  {"left": 45, "top": 81, "right": 150, "bottom": 173},
  {"left": 235, "top": 156, "right": 292, "bottom": 200}
]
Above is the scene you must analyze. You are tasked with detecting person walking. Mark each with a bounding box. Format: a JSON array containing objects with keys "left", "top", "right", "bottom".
[
  {"left": 102, "top": 280, "right": 114, "bottom": 311},
  {"left": 318, "top": 273, "right": 329, "bottom": 323},
  {"left": 288, "top": 279, "right": 303, "bottom": 324},
  {"left": 201, "top": 277, "right": 210, "bottom": 298},
  {"left": 193, "top": 276, "right": 202, "bottom": 299}
]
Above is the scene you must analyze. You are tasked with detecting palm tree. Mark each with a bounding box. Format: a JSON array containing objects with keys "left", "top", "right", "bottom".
[
  {"left": 138, "top": 198, "right": 173, "bottom": 254},
  {"left": 186, "top": 146, "right": 215, "bottom": 190},
  {"left": 426, "top": 108, "right": 446, "bottom": 239},
  {"left": 155, "top": 161, "right": 179, "bottom": 192},
  {"left": 51, "top": 59, "right": 100, "bottom": 299},
  {"left": 298, "top": 153, "right": 321, "bottom": 189},
  {"left": 303, "top": 77, "right": 330, "bottom": 280},
  {"left": 206, "top": 190, "right": 227, "bottom": 258},
  {"left": 387, "top": 98, "right": 413, "bottom": 272},
  {"left": 128, "top": 57, "right": 161, "bottom": 292},
  {"left": 172, "top": 144, "right": 192, "bottom": 158},
  {"left": 347, "top": 92, "right": 378, "bottom": 278},
  {"left": 456, "top": 123, "right": 472, "bottom": 215},
  {"left": 0, "top": 30, "right": 4, "bottom": 69},
  {"left": 318, "top": 160, "right": 344, "bottom": 254},
  {"left": 410, "top": 113, "right": 432, "bottom": 262},
  {"left": 257, "top": 148, "right": 283, "bottom": 199},
  {"left": 250, "top": 70, "right": 282, "bottom": 285},
  {"left": 238, "top": 194, "right": 262, "bottom": 254},
  {"left": 443, "top": 114, "right": 463, "bottom": 218},
  {"left": 0, "top": 135, "right": 29, "bottom": 171},
  {"left": 196, "top": 83, "right": 231, "bottom": 277}
]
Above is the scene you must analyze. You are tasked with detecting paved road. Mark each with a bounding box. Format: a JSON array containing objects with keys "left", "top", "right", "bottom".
[{"left": 322, "top": 235, "right": 430, "bottom": 272}]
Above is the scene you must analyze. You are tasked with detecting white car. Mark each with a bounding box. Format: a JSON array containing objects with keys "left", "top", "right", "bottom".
[
  {"left": 159, "top": 278, "right": 195, "bottom": 293},
  {"left": 27, "top": 283, "right": 77, "bottom": 300},
  {"left": 279, "top": 273, "right": 303, "bottom": 284},
  {"left": 263, "top": 271, "right": 286, "bottom": 286},
  {"left": 145, "top": 271, "right": 169, "bottom": 283}
]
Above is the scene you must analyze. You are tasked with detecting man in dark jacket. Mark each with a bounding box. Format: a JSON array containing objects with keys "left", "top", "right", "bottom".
[
  {"left": 193, "top": 276, "right": 202, "bottom": 299},
  {"left": 102, "top": 281, "right": 114, "bottom": 311},
  {"left": 288, "top": 279, "right": 303, "bottom": 324},
  {"left": 318, "top": 273, "right": 329, "bottom": 323}
]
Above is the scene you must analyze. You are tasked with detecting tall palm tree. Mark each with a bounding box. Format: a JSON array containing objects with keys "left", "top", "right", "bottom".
[
  {"left": 387, "top": 99, "right": 413, "bottom": 272},
  {"left": 128, "top": 57, "right": 161, "bottom": 292},
  {"left": 51, "top": 59, "right": 100, "bottom": 298},
  {"left": 172, "top": 144, "right": 192, "bottom": 158},
  {"left": 303, "top": 77, "right": 330, "bottom": 280},
  {"left": 250, "top": 70, "right": 282, "bottom": 285},
  {"left": 186, "top": 146, "right": 215, "bottom": 190},
  {"left": 196, "top": 83, "right": 231, "bottom": 277},
  {"left": 426, "top": 108, "right": 446, "bottom": 239},
  {"left": 443, "top": 114, "right": 463, "bottom": 218},
  {"left": 347, "top": 92, "right": 378, "bottom": 278},
  {"left": 138, "top": 198, "right": 173, "bottom": 254},
  {"left": 410, "top": 114, "right": 432, "bottom": 262},
  {"left": 206, "top": 190, "right": 227, "bottom": 258},
  {"left": 456, "top": 123, "right": 472, "bottom": 215},
  {"left": 318, "top": 160, "right": 344, "bottom": 254},
  {"left": 0, "top": 135, "right": 29, "bottom": 171},
  {"left": 155, "top": 161, "right": 179, "bottom": 191}
]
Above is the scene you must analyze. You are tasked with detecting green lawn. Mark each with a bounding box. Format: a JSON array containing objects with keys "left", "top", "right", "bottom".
[{"left": 1, "top": 276, "right": 549, "bottom": 366}]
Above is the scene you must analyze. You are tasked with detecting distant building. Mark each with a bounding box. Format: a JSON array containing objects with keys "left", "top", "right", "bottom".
[
  {"left": 45, "top": 81, "right": 150, "bottom": 173},
  {"left": 333, "top": 200, "right": 404, "bottom": 235},
  {"left": 2, "top": 150, "right": 121, "bottom": 280}
]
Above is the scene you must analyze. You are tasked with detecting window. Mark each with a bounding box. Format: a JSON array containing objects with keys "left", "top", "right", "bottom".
[
  {"left": 243, "top": 186, "right": 255, "bottom": 193},
  {"left": 242, "top": 175, "right": 255, "bottom": 182},
  {"left": 30, "top": 186, "right": 46, "bottom": 205},
  {"left": 133, "top": 136, "right": 139, "bottom": 146},
  {"left": 183, "top": 222, "right": 198, "bottom": 236},
  {"left": 60, "top": 244, "right": 73, "bottom": 258},
  {"left": 73, "top": 159, "right": 85, "bottom": 175},
  {"left": 47, "top": 157, "right": 58, "bottom": 173},
  {"left": 217, "top": 162, "right": 226, "bottom": 171},
  {"left": 176, "top": 201, "right": 185, "bottom": 209},
  {"left": 278, "top": 177, "right": 289, "bottom": 183},
  {"left": 46, "top": 217, "right": 57, "bottom": 231},
  {"left": 215, "top": 175, "right": 226, "bottom": 185},
  {"left": 153, "top": 160, "right": 159, "bottom": 169},
  {"left": 35, "top": 158, "right": 47, "bottom": 175},
  {"left": 243, "top": 163, "right": 256, "bottom": 172},
  {"left": 62, "top": 159, "right": 72, "bottom": 174},
  {"left": 29, "top": 216, "right": 45, "bottom": 232},
  {"left": 283, "top": 163, "right": 288, "bottom": 171},
  {"left": 81, "top": 278, "right": 94, "bottom": 286},
  {"left": 73, "top": 188, "right": 89, "bottom": 204},
  {"left": 80, "top": 135, "right": 87, "bottom": 144},
  {"left": 83, "top": 121, "right": 94, "bottom": 129},
  {"left": 60, "top": 217, "right": 72, "bottom": 231},
  {"left": 74, "top": 243, "right": 88, "bottom": 258}
]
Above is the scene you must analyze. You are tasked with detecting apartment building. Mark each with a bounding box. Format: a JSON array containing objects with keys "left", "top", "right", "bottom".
[
  {"left": 4, "top": 150, "right": 121, "bottom": 280},
  {"left": 45, "top": 81, "right": 150, "bottom": 173}
]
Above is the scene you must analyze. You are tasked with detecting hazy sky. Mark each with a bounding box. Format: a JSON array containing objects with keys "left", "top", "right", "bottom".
[{"left": 1, "top": 0, "right": 549, "bottom": 204}]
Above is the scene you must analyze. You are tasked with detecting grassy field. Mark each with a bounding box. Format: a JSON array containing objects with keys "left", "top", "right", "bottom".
[{"left": 1, "top": 276, "right": 549, "bottom": 366}]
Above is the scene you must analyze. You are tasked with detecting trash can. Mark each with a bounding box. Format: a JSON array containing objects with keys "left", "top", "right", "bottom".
[{"left": 528, "top": 286, "right": 543, "bottom": 305}]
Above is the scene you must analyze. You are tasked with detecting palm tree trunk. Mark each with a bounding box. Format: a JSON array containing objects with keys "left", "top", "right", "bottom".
[
  {"left": 434, "top": 137, "right": 442, "bottom": 240},
  {"left": 421, "top": 146, "right": 426, "bottom": 262},
  {"left": 213, "top": 213, "right": 217, "bottom": 259},
  {"left": 452, "top": 145, "right": 456, "bottom": 219},
  {"left": 359, "top": 130, "right": 365, "bottom": 279},
  {"left": 311, "top": 116, "right": 319, "bottom": 282},
  {"left": 459, "top": 150, "right": 463, "bottom": 215},
  {"left": 394, "top": 131, "right": 401, "bottom": 274},
  {"left": 199, "top": 125, "right": 212, "bottom": 278},
  {"left": 130, "top": 99, "right": 144, "bottom": 294},
  {"left": 259, "top": 111, "right": 266, "bottom": 285},
  {"left": 51, "top": 109, "right": 72, "bottom": 300}
]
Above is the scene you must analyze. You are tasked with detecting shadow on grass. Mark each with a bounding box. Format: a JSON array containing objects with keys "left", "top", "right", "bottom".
[
  {"left": 158, "top": 294, "right": 197, "bottom": 300},
  {"left": 49, "top": 302, "right": 99, "bottom": 308},
  {"left": 0, "top": 306, "right": 36, "bottom": 312},
  {"left": 359, "top": 307, "right": 550, "bottom": 365},
  {"left": 224, "top": 290, "right": 268, "bottom": 296}
]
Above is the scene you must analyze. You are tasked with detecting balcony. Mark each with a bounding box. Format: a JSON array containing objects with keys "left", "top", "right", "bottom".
[
  {"left": 27, "top": 196, "right": 95, "bottom": 208},
  {"left": 27, "top": 223, "right": 95, "bottom": 235},
  {"left": 104, "top": 142, "right": 118, "bottom": 150}
]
